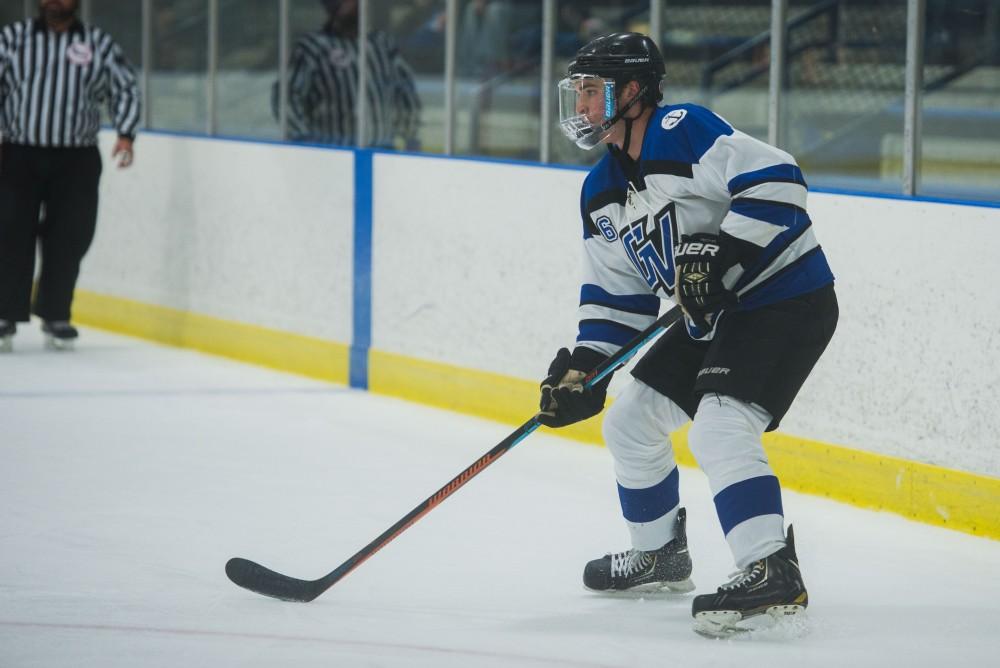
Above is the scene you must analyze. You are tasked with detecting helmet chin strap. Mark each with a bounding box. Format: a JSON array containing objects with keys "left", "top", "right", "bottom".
[
  {"left": 622, "top": 117, "right": 635, "bottom": 155},
  {"left": 610, "top": 83, "right": 648, "bottom": 155},
  {"left": 605, "top": 84, "right": 651, "bottom": 186}
]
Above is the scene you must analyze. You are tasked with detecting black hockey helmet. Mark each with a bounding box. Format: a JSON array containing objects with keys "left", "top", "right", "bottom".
[
  {"left": 568, "top": 32, "right": 666, "bottom": 107},
  {"left": 558, "top": 32, "right": 665, "bottom": 149}
]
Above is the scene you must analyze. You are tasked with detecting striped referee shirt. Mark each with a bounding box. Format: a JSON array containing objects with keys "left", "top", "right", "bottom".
[
  {"left": 285, "top": 28, "right": 420, "bottom": 147},
  {"left": 0, "top": 18, "right": 140, "bottom": 147}
]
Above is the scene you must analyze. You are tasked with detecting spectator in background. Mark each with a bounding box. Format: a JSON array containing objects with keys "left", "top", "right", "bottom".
[
  {"left": 279, "top": 0, "right": 421, "bottom": 149},
  {"left": 556, "top": 3, "right": 608, "bottom": 56},
  {"left": 0, "top": 0, "right": 140, "bottom": 352},
  {"left": 458, "top": 0, "right": 513, "bottom": 77},
  {"left": 511, "top": 2, "right": 610, "bottom": 60},
  {"left": 393, "top": 0, "right": 447, "bottom": 72}
]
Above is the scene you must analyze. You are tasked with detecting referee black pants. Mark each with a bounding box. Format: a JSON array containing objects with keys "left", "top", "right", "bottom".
[{"left": 0, "top": 143, "right": 102, "bottom": 323}]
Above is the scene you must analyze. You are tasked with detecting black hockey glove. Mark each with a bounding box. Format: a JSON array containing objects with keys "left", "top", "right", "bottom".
[
  {"left": 674, "top": 232, "right": 735, "bottom": 331},
  {"left": 538, "top": 347, "right": 611, "bottom": 428}
]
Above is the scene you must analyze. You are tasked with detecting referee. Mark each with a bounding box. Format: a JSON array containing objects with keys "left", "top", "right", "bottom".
[
  {"left": 282, "top": 0, "right": 421, "bottom": 148},
  {"left": 0, "top": 0, "right": 139, "bottom": 351}
]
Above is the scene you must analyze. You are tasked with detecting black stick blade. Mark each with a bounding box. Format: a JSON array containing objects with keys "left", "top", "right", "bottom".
[{"left": 225, "top": 557, "right": 322, "bottom": 602}]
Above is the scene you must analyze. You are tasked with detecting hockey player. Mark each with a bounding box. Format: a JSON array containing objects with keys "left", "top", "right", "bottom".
[{"left": 538, "top": 32, "right": 838, "bottom": 637}]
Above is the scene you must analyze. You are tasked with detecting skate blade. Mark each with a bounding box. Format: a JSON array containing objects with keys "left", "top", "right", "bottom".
[
  {"left": 585, "top": 577, "right": 695, "bottom": 597},
  {"left": 693, "top": 604, "right": 807, "bottom": 639},
  {"left": 44, "top": 336, "right": 75, "bottom": 351}
]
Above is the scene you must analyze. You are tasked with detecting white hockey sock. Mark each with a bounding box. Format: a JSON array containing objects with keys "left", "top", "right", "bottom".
[
  {"left": 603, "top": 380, "right": 690, "bottom": 551},
  {"left": 687, "top": 393, "right": 785, "bottom": 568}
]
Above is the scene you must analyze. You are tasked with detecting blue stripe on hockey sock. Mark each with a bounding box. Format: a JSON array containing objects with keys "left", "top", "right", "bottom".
[
  {"left": 617, "top": 467, "right": 680, "bottom": 523},
  {"left": 713, "top": 475, "right": 783, "bottom": 535}
]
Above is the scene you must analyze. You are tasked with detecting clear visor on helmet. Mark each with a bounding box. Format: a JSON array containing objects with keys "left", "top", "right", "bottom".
[{"left": 557, "top": 74, "right": 616, "bottom": 150}]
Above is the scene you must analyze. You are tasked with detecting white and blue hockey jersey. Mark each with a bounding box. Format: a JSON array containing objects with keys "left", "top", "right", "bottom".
[{"left": 576, "top": 103, "right": 834, "bottom": 354}]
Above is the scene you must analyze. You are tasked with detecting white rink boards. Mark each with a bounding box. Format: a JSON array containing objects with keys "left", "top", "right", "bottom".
[{"left": 1, "top": 324, "right": 998, "bottom": 667}]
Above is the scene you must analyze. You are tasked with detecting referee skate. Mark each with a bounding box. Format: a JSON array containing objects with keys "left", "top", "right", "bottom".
[
  {"left": 41, "top": 320, "right": 79, "bottom": 351},
  {"left": 0, "top": 320, "right": 14, "bottom": 352}
]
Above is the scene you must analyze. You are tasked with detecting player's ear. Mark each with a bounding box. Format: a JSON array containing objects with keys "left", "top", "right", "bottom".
[{"left": 620, "top": 79, "right": 641, "bottom": 102}]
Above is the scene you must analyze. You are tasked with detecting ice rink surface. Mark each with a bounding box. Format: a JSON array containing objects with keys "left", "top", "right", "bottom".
[{"left": 2, "top": 323, "right": 999, "bottom": 667}]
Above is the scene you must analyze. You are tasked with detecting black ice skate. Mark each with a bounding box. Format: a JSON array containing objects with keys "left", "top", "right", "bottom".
[
  {"left": 692, "top": 525, "right": 808, "bottom": 638},
  {"left": 0, "top": 320, "right": 15, "bottom": 353},
  {"left": 583, "top": 507, "right": 694, "bottom": 594},
  {"left": 42, "top": 321, "right": 79, "bottom": 351}
]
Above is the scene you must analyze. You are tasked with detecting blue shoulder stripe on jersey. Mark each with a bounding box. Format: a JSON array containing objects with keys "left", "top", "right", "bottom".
[
  {"left": 731, "top": 197, "right": 809, "bottom": 229},
  {"left": 582, "top": 153, "right": 628, "bottom": 239},
  {"left": 583, "top": 152, "right": 629, "bottom": 200},
  {"left": 728, "top": 164, "right": 806, "bottom": 196},
  {"left": 713, "top": 474, "right": 783, "bottom": 535},
  {"left": 644, "top": 104, "right": 734, "bottom": 165},
  {"left": 579, "top": 284, "right": 660, "bottom": 316},
  {"left": 618, "top": 467, "right": 680, "bottom": 523},
  {"left": 577, "top": 318, "right": 641, "bottom": 347}
]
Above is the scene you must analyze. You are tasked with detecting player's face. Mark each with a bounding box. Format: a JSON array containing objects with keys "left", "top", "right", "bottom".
[
  {"left": 574, "top": 78, "right": 609, "bottom": 128},
  {"left": 557, "top": 74, "right": 616, "bottom": 149}
]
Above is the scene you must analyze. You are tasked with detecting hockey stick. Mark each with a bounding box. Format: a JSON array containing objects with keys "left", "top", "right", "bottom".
[{"left": 225, "top": 304, "right": 684, "bottom": 602}]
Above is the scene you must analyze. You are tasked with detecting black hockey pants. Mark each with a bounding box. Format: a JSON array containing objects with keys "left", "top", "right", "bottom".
[{"left": 0, "top": 143, "right": 102, "bottom": 323}]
